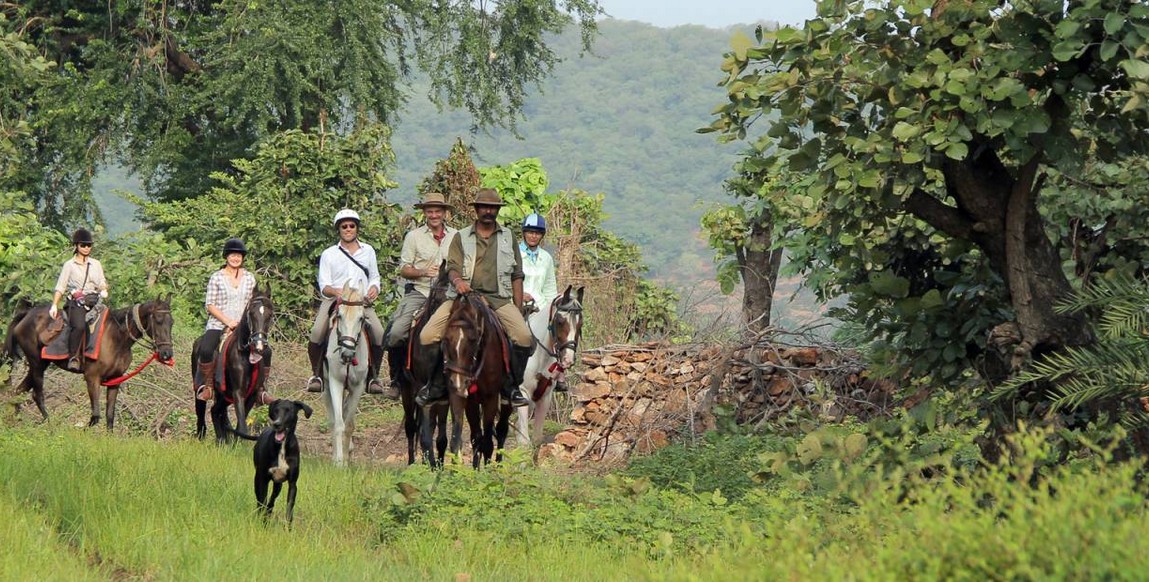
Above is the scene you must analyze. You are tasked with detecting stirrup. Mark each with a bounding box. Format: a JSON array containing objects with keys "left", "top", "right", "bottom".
[
  {"left": 366, "top": 378, "right": 386, "bottom": 395},
  {"left": 195, "top": 385, "right": 213, "bottom": 402},
  {"left": 257, "top": 391, "right": 276, "bottom": 405},
  {"left": 306, "top": 376, "right": 323, "bottom": 393},
  {"left": 66, "top": 356, "right": 82, "bottom": 372}
]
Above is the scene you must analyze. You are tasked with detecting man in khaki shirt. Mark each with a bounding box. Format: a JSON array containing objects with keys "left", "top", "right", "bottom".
[
  {"left": 384, "top": 192, "right": 458, "bottom": 398},
  {"left": 416, "top": 188, "right": 532, "bottom": 407}
]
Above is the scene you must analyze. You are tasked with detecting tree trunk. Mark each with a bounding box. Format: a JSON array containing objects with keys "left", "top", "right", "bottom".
[
  {"left": 908, "top": 150, "right": 1093, "bottom": 366},
  {"left": 739, "top": 214, "right": 784, "bottom": 334}
]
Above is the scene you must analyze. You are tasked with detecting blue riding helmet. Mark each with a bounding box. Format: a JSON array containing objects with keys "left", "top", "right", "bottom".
[{"left": 522, "top": 213, "right": 547, "bottom": 233}]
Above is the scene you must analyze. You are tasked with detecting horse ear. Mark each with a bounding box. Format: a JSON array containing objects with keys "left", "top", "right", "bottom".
[
  {"left": 576, "top": 286, "right": 585, "bottom": 303},
  {"left": 561, "top": 285, "right": 572, "bottom": 301}
]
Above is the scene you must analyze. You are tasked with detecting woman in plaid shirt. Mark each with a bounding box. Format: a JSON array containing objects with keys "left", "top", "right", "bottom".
[{"left": 194, "top": 238, "right": 269, "bottom": 402}]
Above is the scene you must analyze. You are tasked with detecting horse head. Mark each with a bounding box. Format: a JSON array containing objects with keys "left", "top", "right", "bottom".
[
  {"left": 442, "top": 293, "right": 487, "bottom": 397},
  {"left": 144, "top": 293, "right": 175, "bottom": 363},
  {"left": 550, "top": 285, "right": 585, "bottom": 369},
  {"left": 244, "top": 283, "right": 274, "bottom": 360},
  {"left": 332, "top": 282, "right": 367, "bottom": 365}
]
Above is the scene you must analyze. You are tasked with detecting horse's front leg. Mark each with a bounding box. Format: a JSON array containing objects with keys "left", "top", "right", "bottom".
[
  {"left": 448, "top": 396, "right": 467, "bottom": 463},
  {"left": 494, "top": 402, "right": 512, "bottom": 463},
  {"left": 232, "top": 387, "right": 248, "bottom": 441},
  {"left": 326, "top": 377, "right": 347, "bottom": 467},
  {"left": 531, "top": 390, "right": 553, "bottom": 445},
  {"left": 25, "top": 361, "right": 50, "bottom": 421},
  {"left": 86, "top": 372, "right": 101, "bottom": 427},
  {"left": 104, "top": 386, "right": 119, "bottom": 430}
]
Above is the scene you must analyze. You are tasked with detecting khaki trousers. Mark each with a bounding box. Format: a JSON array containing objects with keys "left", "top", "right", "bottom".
[{"left": 418, "top": 299, "right": 532, "bottom": 348}]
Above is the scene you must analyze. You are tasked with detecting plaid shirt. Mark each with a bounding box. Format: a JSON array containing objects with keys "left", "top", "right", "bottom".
[{"left": 204, "top": 269, "right": 256, "bottom": 331}]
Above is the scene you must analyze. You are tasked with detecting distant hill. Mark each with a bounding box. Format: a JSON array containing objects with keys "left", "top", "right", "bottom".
[
  {"left": 389, "top": 19, "right": 761, "bottom": 284},
  {"left": 95, "top": 19, "right": 765, "bottom": 288}
]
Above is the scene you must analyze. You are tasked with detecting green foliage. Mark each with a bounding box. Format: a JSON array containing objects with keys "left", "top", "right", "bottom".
[
  {"left": 140, "top": 127, "right": 405, "bottom": 333},
  {"left": 6, "top": 0, "right": 602, "bottom": 222},
  {"left": 480, "top": 157, "right": 552, "bottom": 224},
  {"left": 996, "top": 274, "right": 1149, "bottom": 428},
  {"left": 0, "top": 191, "right": 70, "bottom": 310},
  {"left": 417, "top": 137, "right": 482, "bottom": 229},
  {"left": 703, "top": 1, "right": 1149, "bottom": 391},
  {"left": 700, "top": 204, "right": 749, "bottom": 295},
  {"left": 0, "top": 18, "right": 53, "bottom": 181}
]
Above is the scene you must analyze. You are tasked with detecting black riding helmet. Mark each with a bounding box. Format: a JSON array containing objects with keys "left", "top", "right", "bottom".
[
  {"left": 222, "top": 238, "right": 248, "bottom": 258},
  {"left": 72, "top": 228, "right": 93, "bottom": 245}
]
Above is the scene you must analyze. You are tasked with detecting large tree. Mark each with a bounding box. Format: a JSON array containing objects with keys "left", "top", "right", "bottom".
[
  {"left": 704, "top": 0, "right": 1149, "bottom": 384},
  {"left": 1, "top": 0, "right": 601, "bottom": 227}
]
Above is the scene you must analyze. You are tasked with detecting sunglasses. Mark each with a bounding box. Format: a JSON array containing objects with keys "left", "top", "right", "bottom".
[
  {"left": 77, "top": 243, "right": 92, "bottom": 248},
  {"left": 338, "top": 222, "right": 358, "bottom": 230}
]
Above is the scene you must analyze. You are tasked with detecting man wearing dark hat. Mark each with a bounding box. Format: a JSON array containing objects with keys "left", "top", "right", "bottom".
[
  {"left": 415, "top": 187, "right": 532, "bottom": 407},
  {"left": 382, "top": 192, "right": 459, "bottom": 399},
  {"left": 49, "top": 228, "right": 109, "bottom": 371}
]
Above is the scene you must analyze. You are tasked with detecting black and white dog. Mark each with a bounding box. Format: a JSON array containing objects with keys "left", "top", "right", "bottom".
[{"left": 232, "top": 399, "right": 312, "bottom": 525}]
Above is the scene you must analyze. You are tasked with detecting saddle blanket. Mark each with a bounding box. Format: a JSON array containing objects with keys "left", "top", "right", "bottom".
[{"left": 40, "top": 308, "right": 109, "bottom": 361}]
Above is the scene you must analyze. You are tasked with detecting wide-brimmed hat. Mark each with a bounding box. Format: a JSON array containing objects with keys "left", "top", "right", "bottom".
[
  {"left": 413, "top": 192, "right": 454, "bottom": 211},
  {"left": 471, "top": 188, "right": 505, "bottom": 207}
]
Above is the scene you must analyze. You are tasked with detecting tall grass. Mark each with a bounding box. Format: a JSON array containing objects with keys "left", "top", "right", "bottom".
[{"left": 2, "top": 422, "right": 1149, "bottom": 580}]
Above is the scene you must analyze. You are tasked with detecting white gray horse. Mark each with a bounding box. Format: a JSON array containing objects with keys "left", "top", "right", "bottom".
[
  {"left": 322, "top": 283, "right": 370, "bottom": 466},
  {"left": 516, "top": 285, "right": 584, "bottom": 447}
]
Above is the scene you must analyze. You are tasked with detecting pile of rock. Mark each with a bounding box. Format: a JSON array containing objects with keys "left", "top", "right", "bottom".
[{"left": 538, "top": 340, "right": 897, "bottom": 467}]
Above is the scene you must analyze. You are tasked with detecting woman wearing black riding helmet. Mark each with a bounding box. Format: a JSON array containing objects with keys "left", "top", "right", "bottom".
[
  {"left": 50, "top": 228, "right": 109, "bottom": 372},
  {"left": 194, "top": 238, "right": 273, "bottom": 404}
]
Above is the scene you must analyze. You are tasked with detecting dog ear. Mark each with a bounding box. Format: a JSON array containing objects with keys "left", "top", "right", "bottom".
[{"left": 296, "top": 401, "right": 313, "bottom": 419}]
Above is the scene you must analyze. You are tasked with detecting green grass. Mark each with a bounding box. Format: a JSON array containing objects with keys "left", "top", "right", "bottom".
[{"left": 3, "top": 421, "right": 1149, "bottom": 580}]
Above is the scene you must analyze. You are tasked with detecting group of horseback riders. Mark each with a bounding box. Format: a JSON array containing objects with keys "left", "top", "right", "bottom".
[{"left": 50, "top": 188, "right": 561, "bottom": 407}]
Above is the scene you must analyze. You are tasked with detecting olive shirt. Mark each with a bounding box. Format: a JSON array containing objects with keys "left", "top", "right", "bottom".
[{"left": 446, "top": 223, "right": 524, "bottom": 311}]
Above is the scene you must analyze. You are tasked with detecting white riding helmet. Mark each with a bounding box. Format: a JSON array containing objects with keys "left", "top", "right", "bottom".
[{"left": 333, "top": 208, "right": 361, "bottom": 227}]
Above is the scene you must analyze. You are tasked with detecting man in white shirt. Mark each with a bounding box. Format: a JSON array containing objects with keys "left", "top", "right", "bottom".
[{"left": 305, "top": 209, "right": 387, "bottom": 394}]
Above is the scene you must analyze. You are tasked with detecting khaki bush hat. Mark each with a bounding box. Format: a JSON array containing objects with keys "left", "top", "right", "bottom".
[
  {"left": 414, "top": 192, "right": 454, "bottom": 211},
  {"left": 471, "top": 188, "right": 505, "bottom": 207}
]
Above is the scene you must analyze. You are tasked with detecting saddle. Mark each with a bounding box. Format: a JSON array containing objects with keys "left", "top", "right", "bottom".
[{"left": 40, "top": 307, "right": 109, "bottom": 361}]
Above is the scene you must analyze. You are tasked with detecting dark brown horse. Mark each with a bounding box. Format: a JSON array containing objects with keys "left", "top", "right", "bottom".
[
  {"left": 3, "top": 296, "right": 175, "bottom": 429},
  {"left": 192, "top": 284, "right": 274, "bottom": 443},
  {"left": 389, "top": 263, "right": 450, "bottom": 467},
  {"left": 441, "top": 292, "right": 513, "bottom": 468}
]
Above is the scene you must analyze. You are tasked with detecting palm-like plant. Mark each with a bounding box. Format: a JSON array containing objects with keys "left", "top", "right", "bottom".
[{"left": 993, "top": 274, "right": 1149, "bottom": 428}]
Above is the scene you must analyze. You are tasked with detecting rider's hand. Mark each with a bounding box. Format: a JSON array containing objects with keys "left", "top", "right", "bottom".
[
  {"left": 367, "top": 286, "right": 379, "bottom": 302},
  {"left": 425, "top": 264, "right": 439, "bottom": 279},
  {"left": 523, "top": 293, "right": 534, "bottom": 303},
  {"left": 453, "top": 278, "right": 471, "bottom": 295},
  {"left": 49, "top": 304, "right": 58, "bottom": 319}
]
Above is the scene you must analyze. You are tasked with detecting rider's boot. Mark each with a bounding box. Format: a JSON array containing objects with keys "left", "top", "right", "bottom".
[
  {"left": 414, "top": 343, "right": 447, "bottom": 406},
  {"left": 66, "top": 316, "right": 83, "bottom": 372},
  {"left": 305, "top": 341, "right": 324, "bottom": 393},
  {"left": 196, "top": 359, "right": 216, "bottom": 402},
  {"left": 366, "top": 345, "right": 386, "bottom": 395},
  {"left": 505, "top": 345, "right": 533, "bottom": 407}
]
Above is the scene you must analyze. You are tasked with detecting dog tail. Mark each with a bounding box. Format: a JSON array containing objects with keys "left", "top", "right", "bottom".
[{"left": 228, "top": 426, "right": 260, "bottom": 441}]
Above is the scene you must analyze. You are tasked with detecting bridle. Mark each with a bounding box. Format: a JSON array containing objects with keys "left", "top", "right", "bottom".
[
  {"left": 242, "top": 294, "right": 273, "bottom": 352},
  {"left": 531, "top": 297, "right": 583, "bottom": 360},
  {"left": 443, "top": 295, "right": 488, "bottom": 385},
  {"left": 332, "top": 296, "right": 367, "bottom": 365},
  {"left": 126, "top": 302, "right": 174, "bottom": 357}
]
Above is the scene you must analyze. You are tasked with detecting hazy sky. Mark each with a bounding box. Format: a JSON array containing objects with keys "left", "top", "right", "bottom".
[{"left": 596, "top": 0, "right": 817, "bottom": 28}]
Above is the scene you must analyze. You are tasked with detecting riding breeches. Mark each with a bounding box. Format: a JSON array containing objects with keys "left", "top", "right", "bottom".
[
  {"left": 386, "top": 290, "right": 426, "bottom": 348},
  {"left": 417, "top": 299, "right": 532, "bottom": 348},
  {"left": 309, "top": 296, "right": 384, "bottom": 347}
]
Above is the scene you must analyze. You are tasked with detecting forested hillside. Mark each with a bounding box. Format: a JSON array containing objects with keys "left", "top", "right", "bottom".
[
  {"left": 93, "top": 19, "right": 770, "bottom": 285},
  {"left": 389, "top": 19, "right": 758, "bottom": 282}
]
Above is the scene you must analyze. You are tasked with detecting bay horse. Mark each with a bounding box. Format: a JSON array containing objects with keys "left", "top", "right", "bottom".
[
  {"left": 389, "top": 263, "right": 450, "bottom": 467},
  {"left": 516, "top": 285, "right": 585, "bottom": 448},
  {"left": 323, "top": 282, "right": 370, "bottom": 466},
  {"left": 3, "top": 295, "right": 175, "bottom": 429},
  {"left": 192, "top": 283, "right": 274, "bottom": 443},
  {"left": 442, "top": 292, "right": 513, "bottom": 468}
]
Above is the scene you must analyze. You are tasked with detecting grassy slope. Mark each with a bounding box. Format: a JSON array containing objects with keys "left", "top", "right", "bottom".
[{"left": 4, "top": 422, "right": 1149, "bottom": 580}]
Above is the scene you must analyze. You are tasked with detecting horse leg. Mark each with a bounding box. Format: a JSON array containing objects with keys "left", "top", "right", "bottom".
[
  {"left": 26, "top": 361, "right": 50, "bottom": 421},
  {"left": 495, "top": 401, "right": 512, "bottom": 463},
  {"left": 86, "top": 373, "right": 101, "bottom": 427},
  {"left": 467, "top": 397, "right": 485, "bottom": 469},
  {"left": 448, "top": 396, "right": 467, "bottom": 463},
  {"left": 195, "top": 398, "right": 207, "bottom": 440},
  {"left": 515, "top": 399, "right": 534, "bottom": 449},
  {"left": 342, "top": 382, "right": 365, "bottom": 463},
  {"left": 532, "top": 389, "right": 553, "bottom": 445},
  {"left": 104, "top": 386, "right": 119, "bottom": 431},
  {"left": 233, "top": 388, "right": 248, "bottom": 443},
  {"left": 434, "top": 404, "right": 448, "bottom": 466},
  {"left": 210, "top": 398, "right": 229, "bottom": 444},
  {"left": 404, "top": 399, "right": 418, "bottom": 465},
  {"left": 327, "top": 378, "right": 346, "bottom": 466}
]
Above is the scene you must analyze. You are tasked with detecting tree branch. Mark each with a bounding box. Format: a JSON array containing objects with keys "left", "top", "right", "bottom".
[{"left": 904, "top": 188, "right": 974, "bottom": 240}]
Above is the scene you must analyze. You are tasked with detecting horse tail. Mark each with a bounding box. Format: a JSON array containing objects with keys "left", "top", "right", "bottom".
[
  {"left": 227, "top": 426, "right": 260, "bottom": 441},
  {"left": 3, "top": 303, "right": 31, "bottom": 365}
]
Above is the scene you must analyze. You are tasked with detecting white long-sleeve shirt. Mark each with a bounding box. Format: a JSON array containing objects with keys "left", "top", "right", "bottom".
[
  {"left": 317, "top": 241, "right": 381, "bottom": 295},
  {"left": 520, "top": 242, "right": 558, "bottom": 308}
]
